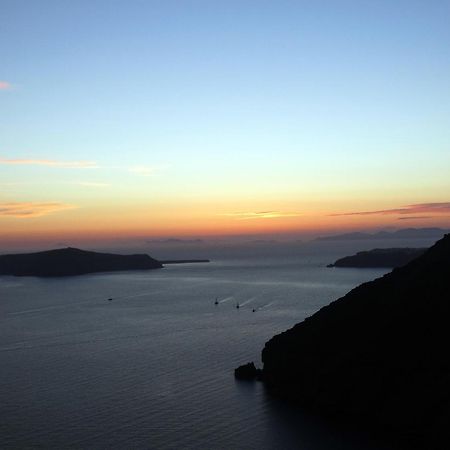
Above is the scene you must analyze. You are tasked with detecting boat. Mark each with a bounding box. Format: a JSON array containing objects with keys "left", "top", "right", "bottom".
[
  {"left": 236, "top": 302, "right": 240, "bottom": 309},
  {"left": 214, "top": 297, "right": 219, "bottom": 305}
]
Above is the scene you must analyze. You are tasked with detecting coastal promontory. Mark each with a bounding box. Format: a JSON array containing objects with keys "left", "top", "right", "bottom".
[
  {"left": 260, "top": 234, "right": 450, "bottom": 448},
  {"left": 327, "top": 247, "right": 426, "bottom": 268},
  {"left": 0, "top": 247, "right": 163, "bottom": 277}
]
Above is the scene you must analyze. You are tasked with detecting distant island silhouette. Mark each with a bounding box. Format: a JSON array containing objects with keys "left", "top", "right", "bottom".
[
  {"left": 0, "top": 247, "right": 163, "bottom": 277},
  {"left": 315, "top": 227, "right": 449, "bottom": 241},
  {"left": 236, "top": 234, "right": 450, "bottom": 448},
  {"left": 327, "top": 247, "right": 426, "bottom": 268}
]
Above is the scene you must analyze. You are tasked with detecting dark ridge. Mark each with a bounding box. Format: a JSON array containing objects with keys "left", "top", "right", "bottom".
[
  {"left": 0, "top": 247, "right": 163, "bottom": 277},
  {"left": 327, "top": 247, "right": 426, "bottom": 268},
  {"left": 260, "top": 234, "right": 450, "bottom": 449}
]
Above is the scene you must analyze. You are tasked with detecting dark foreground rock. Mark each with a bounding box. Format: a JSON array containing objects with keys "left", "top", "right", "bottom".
[
  {"left": 234, "top": 362, "right": 263, "bottom": 380},
  {"left": 328, "top": 247, "right": 426, "bottom": 268},
  {"left": 261, "top": 234, "right": 450, "bottom": 449},
  {"left": 0, "top": 247, "right": 163, "bottom": 277}
]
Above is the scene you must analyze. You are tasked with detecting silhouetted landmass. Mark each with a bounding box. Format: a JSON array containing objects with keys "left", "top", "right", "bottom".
[
  {"left": 327, "top": 247, "right": 426, "bottom": 268},
  {"left": 0, "top": 247, "right": 163, "bottom": 277},
  {"left": 315, "top": 227, "right": 449, "bottom": 241},
  {"left": 160, "top": 259, "right": 210, "bottom": 264},
  {"left": 234, "top": 362, "right": 262, "bottom": 380},
  {"left": 257, "top": 234, "right": 450, "bottom": 448},
  {"left": 317, "top": 231, "right": 374, "bottom": 240}
]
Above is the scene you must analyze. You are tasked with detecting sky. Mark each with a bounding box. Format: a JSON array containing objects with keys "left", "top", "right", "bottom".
[{"left": 1, "top": 0, "right": 450, "bottom": 247}]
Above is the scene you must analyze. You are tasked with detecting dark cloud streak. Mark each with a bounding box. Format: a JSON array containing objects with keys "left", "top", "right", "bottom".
[
  {"left": 330, "top": 203, "right": 450, "bottom": 217},
  {"left": 397, "top": 216, "right": 432, "bottom": 220}
]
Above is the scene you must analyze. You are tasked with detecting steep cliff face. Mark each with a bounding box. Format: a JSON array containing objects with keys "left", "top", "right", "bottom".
[
  {"left": 262, "top": 234, "right": 450, "bottom": 447},
  {"left": 0, "top": 247, "right": 163, "bottom": 277}
]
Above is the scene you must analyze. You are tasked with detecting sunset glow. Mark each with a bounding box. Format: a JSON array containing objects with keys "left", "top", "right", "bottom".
[{"left": 1, "top": 1, "right": 450, "bottom": 248}]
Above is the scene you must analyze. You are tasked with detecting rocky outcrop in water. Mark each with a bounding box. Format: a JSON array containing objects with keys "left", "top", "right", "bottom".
[
  {"left": 0, "top": 247, "right": 163, "bottom": 277},
  {"left": 234, "top": 362, "right": 263, "bottom": 380},
  {"left": 260, "top": 234, "right": 450, "bottom": 448}
]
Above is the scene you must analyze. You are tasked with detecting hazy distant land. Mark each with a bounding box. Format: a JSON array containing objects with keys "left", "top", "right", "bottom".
[{"left": 316, "top": 227, "right": 449, "bottom": 241}]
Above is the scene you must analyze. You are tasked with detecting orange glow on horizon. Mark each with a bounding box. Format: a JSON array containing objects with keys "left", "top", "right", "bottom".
[
  {"left": 1, "top": 197, "right": 450, "bottom": 249},
  {"left": 1, "top": 211, "right": 449, "bottom": 246}
]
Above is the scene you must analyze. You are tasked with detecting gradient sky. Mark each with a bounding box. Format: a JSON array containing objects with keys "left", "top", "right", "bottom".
[{"left": 1, "top": 0, "right": 450, "bottom": 245}]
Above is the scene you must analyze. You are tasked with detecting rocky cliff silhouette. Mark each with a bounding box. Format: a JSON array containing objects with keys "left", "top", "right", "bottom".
[
  {"left": 262, "top": 234, "right": 450, "bottom": 448},
  {"left": 0, "top": 247, "right": 163, "bottom": 277}
]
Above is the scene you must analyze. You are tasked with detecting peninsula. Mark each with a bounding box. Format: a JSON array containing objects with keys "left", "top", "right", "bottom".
[
  {"left": 237, "top": 234, "right": 450, "bottom": 448},
  {"left": 327, "top": 247, "right": 426, "bottom": 268},
  {"left": 0, "top": 247, "right": 163, "bottom": 277}
]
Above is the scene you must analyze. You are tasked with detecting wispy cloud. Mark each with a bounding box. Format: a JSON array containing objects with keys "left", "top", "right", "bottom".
[
  {"left": 1, "top": 157, "right": 171, "bottom": 176},
  {"left": 222, "top": 211, "right": 302, "bottom": 220},
  {"left": 0, "top": 202, "right": 76, "bottom": 218},
  {"left": 0, "top": 157, "right": 98, "bottom": 169},
  {"left": 128, "top": 165, "right": 167, "bottom": 176},
  {"left": 0, "top": 81, "right": 12, "bottom": 90},
  {"left": 330, "top": 203, "right": 450, "bottom": 217},
  {"left": 397, "top": 216, "right": 432, "bottom": 220}
]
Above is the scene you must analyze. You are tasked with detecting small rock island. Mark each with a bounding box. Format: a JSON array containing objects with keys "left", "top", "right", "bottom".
[
  {"left": 237, "top": 234, "right": 450, "bottom": 448},
  {"left": 327, "top": 247, "right": 426, "bottom": 268},
  {"left": 234, "top": 362, "right": 263, "bottom": 380},
  {"left": 0, "top": 247, "right": 163, "bottom": 277}
]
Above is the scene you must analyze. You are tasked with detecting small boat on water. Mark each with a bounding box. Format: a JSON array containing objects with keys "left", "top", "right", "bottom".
[
  {"left": 214, "top": 298, "right": 219, "bottom": 305},
  {"left": 108, "top": 298, "right": 113, "bottom": 301},
  {"left": 236, "top": 302, "right": 240, "bottom": 309}
]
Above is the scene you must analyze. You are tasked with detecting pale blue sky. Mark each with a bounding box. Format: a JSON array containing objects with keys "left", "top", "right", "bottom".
[{"left": 1, "top": 0, "right": 450, "bottom": 237}]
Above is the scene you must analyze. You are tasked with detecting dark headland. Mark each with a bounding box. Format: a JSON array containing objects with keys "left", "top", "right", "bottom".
[
  {"left": 327, "top": 247, "right": 426, "bottom": 268},
  {"left": 237, "top": 234, "right": 450, "bottom": 448},
  {"left": 0, "top": 247, "right": 163, "bottom": 277}
]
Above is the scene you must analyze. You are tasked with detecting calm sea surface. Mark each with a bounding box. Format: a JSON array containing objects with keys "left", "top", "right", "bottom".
[{"left": 0, "top": 244, "right": 406, "bottom": 449}]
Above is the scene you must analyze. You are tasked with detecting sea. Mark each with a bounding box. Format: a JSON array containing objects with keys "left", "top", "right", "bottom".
[{"left": 0, "top": 239, "right": 435, "bottom": 449}]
